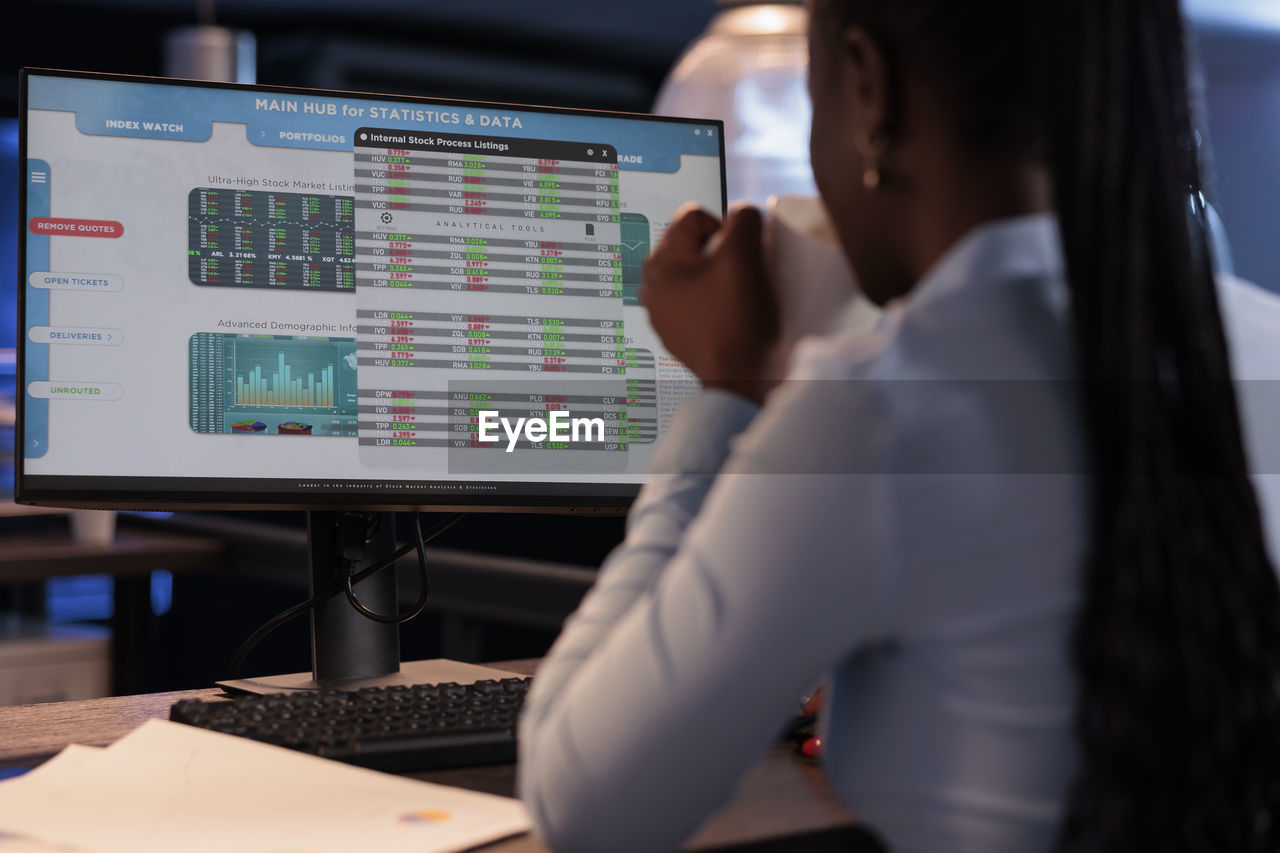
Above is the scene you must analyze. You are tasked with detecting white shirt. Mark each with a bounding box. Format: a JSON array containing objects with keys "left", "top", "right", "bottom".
[
  {"left": 1220, "top": 273, "right": 1280, "bottom": 555},
  {"left": 517, "top": 213, "right": 1280, "bottom": 852}
]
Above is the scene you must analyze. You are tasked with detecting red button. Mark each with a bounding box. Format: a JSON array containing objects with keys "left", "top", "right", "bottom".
[{"left": 28, "top": 218, "right": 124, "bottom": 238}]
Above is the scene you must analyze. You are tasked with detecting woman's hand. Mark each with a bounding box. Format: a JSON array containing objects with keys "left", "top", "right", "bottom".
[{"left": 641, "top": 205, "right": 779, "bottom": 404}]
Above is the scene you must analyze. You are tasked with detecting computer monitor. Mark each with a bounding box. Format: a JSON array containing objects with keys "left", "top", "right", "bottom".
[{"left": 16, "top": 69, "right": 725, "bottom": 687}]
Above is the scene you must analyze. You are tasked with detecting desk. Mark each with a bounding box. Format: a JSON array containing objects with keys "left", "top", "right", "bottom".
[
  {"left": 0, "top": 659, "right": 861, "bottom": 851},
  {"left": 0, "top": 512, "right": 226, "bottom": 695},
  {"left": 0, "top": 527, "right": 225, "bottom": 583}
]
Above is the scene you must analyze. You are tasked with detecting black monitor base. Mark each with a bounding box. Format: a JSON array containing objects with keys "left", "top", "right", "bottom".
[
  {"left": 219, "top": 510, "right": 406, "bottom": 694},
  {"left": 217, "top": 658, "right": 524, "bottom": 696},
  {"left": 218, "top": 511, "right": 516, "bottom": 696},
  {"left": 306, "top": 510, "right": 400, "bottom": 683}
]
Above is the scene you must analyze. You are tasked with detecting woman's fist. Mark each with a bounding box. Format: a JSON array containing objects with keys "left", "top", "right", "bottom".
[{"left": 640, "top": 205, "right": 779, "bottom": 403}]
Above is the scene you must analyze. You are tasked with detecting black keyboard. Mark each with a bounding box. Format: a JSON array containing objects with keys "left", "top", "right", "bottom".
[{"left": 170, "top": 677, "right": 532, "bottom": 773}]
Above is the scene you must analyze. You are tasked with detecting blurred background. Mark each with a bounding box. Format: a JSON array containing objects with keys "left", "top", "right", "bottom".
[{"left": 1, "top": 0, "right": 1279, "bottom": 700}]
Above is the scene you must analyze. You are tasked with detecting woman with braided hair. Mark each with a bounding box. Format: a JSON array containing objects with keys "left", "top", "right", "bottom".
[{"left": 518, "top": 2, "right": 1280, "bottom": 850}]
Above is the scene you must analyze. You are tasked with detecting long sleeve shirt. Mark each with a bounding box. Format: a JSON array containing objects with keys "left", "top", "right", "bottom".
[{"left": 517, "top": 212, "right": 1278, "bottom": 852}]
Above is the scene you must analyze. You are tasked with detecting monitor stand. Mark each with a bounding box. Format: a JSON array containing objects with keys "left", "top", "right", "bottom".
[
  {"left": 217, "top": 511, "right": 519, "bottom": 696},
  {"left": 217, "top": 658, "right": 524, "bottom": 695}
]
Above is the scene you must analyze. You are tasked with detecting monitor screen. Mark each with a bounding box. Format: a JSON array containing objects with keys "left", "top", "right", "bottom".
[{"left": 17, "top": 70, "right": 724, "bottom": 511}]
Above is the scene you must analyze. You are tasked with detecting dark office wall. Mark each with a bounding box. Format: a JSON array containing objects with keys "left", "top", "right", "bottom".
[
  {"left": 7, "top": 0, "right": 718, "bottom": 116},
  {"left": 1, "top": 120, "right": 17, "bottom": 350}
]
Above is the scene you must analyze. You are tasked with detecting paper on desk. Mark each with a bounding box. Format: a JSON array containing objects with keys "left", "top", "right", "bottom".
[
  {"left": 0, "top": 719, "right": 530, "bottom": 853},
  {"left": 0, "top": 746, "right": 103, "bottom": 852},
  {"left": 8, "top": 743, "right": 103, "bottom": 780},
  {"left": 0, "top": 836, "right": 82, "bottom": 853}
]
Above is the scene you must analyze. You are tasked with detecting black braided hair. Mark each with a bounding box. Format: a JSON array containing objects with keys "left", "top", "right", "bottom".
[{"left": 821, "top": 1, "right": 1280, "bottom": 849}]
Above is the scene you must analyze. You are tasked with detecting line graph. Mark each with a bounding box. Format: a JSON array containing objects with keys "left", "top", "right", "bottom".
[{"left": 619, "top": 213, "right": 649, "bottom": 305}]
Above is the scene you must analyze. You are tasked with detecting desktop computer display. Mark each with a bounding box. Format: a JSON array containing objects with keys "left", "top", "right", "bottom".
[
  {"left": 16, "top": 69, "right": 725, "bottom": 692},
  {"left": 16, "top": 69, "right": 725, "bottom": 512}
]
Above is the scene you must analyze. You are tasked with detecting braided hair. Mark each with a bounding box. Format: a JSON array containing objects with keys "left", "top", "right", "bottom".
[{"left": 822, "top": 1, "right": 1280, "bottom": 849}]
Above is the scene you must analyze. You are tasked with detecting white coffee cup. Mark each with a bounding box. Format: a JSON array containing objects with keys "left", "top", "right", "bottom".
[{"left": 763, "top": 194, "right": 880, "bottom": 377}]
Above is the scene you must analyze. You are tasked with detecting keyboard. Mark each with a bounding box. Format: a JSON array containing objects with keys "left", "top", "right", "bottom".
[{"left": 170, "top": 677, "right": 532, "bottom": 773}]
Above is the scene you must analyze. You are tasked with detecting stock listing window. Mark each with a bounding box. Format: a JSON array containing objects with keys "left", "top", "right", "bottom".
[
  {"left": 352, "top": 130, "right": 658, "bottom": 470},
  {"left": 21, "top": 74, "right": 723, "bottom": 499}
]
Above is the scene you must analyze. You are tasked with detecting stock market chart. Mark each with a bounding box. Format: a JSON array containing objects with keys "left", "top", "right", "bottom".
[
  {"left": 189, "top": 333, "right": 359, "bottom": 436},
  {"left": 188, "top": 188, "right": 356, "bottom": 291},
  {"left": 353, "top": 129, "right": 658, "bottom": 460}
]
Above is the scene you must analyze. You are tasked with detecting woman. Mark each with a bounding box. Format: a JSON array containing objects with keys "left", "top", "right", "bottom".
[{"left": 518, "top": 1, "right": 1280, "bottom": 851}]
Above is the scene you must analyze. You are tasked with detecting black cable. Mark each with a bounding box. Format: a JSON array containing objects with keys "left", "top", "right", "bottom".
[
  {"left": 344, "top": 512, "right": 444, "bottom": 623},
  {"left": 229, "top": 513, "right": 463, "bottom": 679}
]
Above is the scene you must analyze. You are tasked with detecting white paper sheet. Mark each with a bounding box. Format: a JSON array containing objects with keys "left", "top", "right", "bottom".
[
  {"left": 0, "top": 746, "right": 104, "bottom": 852},
  {"left": 0, "top": 836, "right": 84, "bottom": 853},
  {"left": 5, "top": 744, "right": 103, "bottom": 781},
  {"left": 0, "top": 720, "right": 530, "bottom": 853}
]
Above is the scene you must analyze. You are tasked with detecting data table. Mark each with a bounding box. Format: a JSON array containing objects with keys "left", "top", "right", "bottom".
[
  {"left": 187, "top": 188, "right": 356, "bottom": 291},
  {"left": 353, "top": 129, "right": 656, "bottom": 464}
]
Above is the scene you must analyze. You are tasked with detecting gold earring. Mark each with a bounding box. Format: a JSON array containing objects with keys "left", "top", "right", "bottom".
[{"left": 855, "top": 131, "right": 887, "bottom": 190}]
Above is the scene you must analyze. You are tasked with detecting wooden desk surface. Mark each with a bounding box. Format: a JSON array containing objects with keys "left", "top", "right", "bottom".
[{"left": 0, "top": 659, "right": 857, "bottom": 851}]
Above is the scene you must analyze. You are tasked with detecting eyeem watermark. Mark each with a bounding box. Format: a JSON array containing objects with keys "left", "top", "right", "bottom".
[{"left": 477, "top": 410, "right": 606, "bottom": 452}]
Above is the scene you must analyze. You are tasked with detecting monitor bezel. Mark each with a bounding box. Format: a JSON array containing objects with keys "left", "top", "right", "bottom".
[{"left": 16, "top": 67, "right": 727, "bottom": 512}]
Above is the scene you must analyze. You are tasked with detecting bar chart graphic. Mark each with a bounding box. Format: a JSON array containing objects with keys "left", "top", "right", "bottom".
[
  {"left": 189, "top": 334, "right": 359, "bottom": 435},
  {"left": 235, "top": 353, "right": 337, "bottom": 408}
]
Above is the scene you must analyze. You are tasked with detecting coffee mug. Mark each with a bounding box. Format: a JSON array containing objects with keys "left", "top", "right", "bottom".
[{"left": 763, "top": 194, "right": 880, "bottom": 378}]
